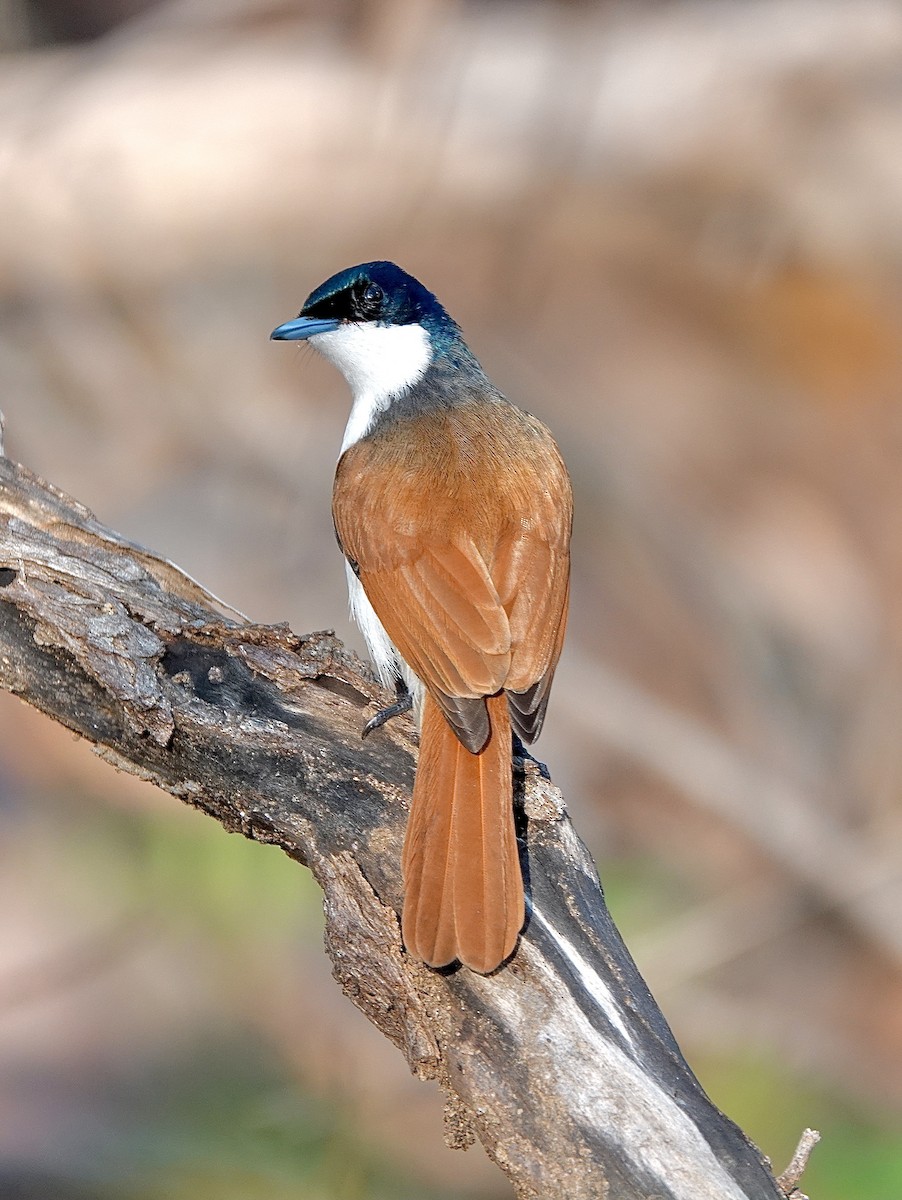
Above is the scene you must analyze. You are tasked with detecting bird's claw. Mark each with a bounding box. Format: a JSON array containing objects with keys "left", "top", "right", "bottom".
[{"left": 362, "top": 681, "right": 413, "bottom": 739}]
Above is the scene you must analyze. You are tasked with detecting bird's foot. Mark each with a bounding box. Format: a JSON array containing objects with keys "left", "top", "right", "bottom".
[{"left": 362, "top": 680, "right": 413, "bottom": 739}]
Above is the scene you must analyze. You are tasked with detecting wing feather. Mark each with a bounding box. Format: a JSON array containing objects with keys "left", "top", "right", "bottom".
[
  {"left": 332, "top": 403, "right": 572, "bottom": 731},
  {"left": 507, "top": 573, "right": 570, "bottom": 742}
]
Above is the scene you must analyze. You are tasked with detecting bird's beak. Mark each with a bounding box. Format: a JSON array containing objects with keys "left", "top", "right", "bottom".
[{"left": 270, "top": 316, "right": 341, "bottom": 341}]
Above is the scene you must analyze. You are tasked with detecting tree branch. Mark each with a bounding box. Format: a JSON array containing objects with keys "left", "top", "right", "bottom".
[
  {"left": 0, "top": 446, "right": 800, "bottom": 1200},
  {"left": 776, "top": 1129, "right": 821, "bottom": 1200}
]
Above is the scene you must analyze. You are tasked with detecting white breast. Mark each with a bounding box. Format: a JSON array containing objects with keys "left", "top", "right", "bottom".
[
  {"left": 310, "top": 322, "right": 432, "bottom": 453},
  {"left": 345, "top": 561, "right": 424, "bottom": 717},
  {"left": 344, "top": 560, "right": 396, "bottom": 685}
]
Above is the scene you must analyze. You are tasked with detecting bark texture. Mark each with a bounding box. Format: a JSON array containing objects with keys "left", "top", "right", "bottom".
[{"left": 0, "top": 450, "right": 791, "bottom": 1200}]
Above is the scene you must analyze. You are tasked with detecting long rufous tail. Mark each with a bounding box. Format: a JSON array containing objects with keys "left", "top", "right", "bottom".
[{"left": 401, "top": 692, "right": 523, "bottom": 973}]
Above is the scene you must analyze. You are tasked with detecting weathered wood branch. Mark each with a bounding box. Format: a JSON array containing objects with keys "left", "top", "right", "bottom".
[{"left": 0, "top": 446, "right": 797, "bottom": 1200}]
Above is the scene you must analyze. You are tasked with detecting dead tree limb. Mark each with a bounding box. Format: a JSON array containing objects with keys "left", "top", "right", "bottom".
[{"left": 0, "top": 446, "right": 800, "bottom": 1200}]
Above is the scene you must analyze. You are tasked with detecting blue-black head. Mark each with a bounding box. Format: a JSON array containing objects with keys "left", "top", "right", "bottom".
[{"left": 270, "top": 261, "right": 461, "bottom": 350}]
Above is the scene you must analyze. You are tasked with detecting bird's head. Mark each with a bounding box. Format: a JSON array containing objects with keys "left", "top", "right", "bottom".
[{"left": 271, "top": 261, "right": 461, "bottom": 400}]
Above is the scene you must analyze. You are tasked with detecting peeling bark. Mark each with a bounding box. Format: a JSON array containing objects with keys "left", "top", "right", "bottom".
[{"left": 0, "top": 452, "right": 796, "bottom": 1200}]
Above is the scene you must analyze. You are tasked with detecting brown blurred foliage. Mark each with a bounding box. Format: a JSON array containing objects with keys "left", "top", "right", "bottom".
[{"left": 1, "top": 0, "right": 901, "bottom": 1195}]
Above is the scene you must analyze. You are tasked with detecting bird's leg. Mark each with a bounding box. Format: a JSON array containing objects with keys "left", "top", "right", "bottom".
[
  {"left": 362, "top": 677, "right": 413, "bottom": 739},
  {"left": 511, "top": 732, "right": 551, "bottom": 780}
]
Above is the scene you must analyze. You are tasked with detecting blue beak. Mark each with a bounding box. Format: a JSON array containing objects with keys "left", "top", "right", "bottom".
[{"left": 270, "top": 316, "right": 341, "bottom": 341}]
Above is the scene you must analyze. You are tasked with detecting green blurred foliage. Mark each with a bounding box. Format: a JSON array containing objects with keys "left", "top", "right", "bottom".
[
  {"left": 699, "top": 1055, "right": 902, "bottom": 1200},
  {"left": 103, "top": 1052, "right": 473, "bottom": 1200}
]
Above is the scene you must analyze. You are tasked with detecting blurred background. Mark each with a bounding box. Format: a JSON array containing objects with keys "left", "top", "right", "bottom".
[{"left": 0, "top": 0, "right": 901, "bottom": 1196}]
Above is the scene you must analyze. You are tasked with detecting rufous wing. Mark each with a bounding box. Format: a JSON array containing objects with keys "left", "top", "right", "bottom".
[
  {"left": 494, "top": 521, "right": 571, "bottom": 742},
  {"left": 332, "top": 405, "right": 572, "bottom": 710}
]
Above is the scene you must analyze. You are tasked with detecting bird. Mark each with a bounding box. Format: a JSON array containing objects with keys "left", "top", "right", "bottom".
[{"left": 272, "top": 261, "right": 572, "bottom": 974}]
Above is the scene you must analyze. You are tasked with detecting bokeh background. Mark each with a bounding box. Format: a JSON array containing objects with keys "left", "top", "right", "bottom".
[{"left": 1, "top": 1, "right": 901, "bottom": 1196}]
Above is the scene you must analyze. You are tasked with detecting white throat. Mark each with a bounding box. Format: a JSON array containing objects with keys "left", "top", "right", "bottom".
[{"left": 310, "top": 323, "right": 432, "bottom": 454}]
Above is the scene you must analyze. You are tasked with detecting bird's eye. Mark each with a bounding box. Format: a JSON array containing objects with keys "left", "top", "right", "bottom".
[{"left": 351, "top": 280, "right": 385, "bottom": 321}]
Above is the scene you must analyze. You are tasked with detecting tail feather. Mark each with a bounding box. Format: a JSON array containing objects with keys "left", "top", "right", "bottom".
[{"left": 402, "top": 693, "right": 523, "bottom": 973}]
